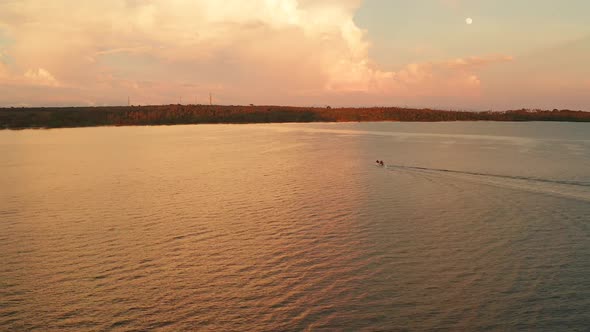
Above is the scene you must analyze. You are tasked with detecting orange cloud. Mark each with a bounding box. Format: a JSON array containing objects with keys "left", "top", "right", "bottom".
[
  {"left": 327, "top": 55, "right": 513, "bottom": 98},
  {"left": 0, "top": 0, "right": 512, "bottom": 107},
  {"left": 24, "top": 68, "right": 61, "bottom": 87}
]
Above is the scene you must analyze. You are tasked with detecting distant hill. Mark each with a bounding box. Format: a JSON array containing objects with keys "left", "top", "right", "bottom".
[{"left": 1, "top": 105, "right": 588, "bottom": 129}]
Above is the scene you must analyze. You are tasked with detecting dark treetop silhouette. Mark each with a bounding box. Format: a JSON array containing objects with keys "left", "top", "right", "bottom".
[{"left": 1, "top": 105, "right": 588, "bottom": 129}]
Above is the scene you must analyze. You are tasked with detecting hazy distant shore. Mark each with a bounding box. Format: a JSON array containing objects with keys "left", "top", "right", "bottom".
[{"left": 1, "top": 105, "right": 588, "bottom": 129}]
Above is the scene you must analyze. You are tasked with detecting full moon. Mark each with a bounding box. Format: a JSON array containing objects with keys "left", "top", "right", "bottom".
[{"left": 466, "top": 17, "right": 473, "bottom": 25}]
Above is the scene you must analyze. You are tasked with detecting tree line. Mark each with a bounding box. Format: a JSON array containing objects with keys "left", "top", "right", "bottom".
[{"left": 1, "top": 105, "right": 588, "bottom": 129}]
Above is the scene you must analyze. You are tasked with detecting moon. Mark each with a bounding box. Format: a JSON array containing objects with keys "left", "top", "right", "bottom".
[{"left": 466, "top": 17, "right": 473, "bottom": 25}]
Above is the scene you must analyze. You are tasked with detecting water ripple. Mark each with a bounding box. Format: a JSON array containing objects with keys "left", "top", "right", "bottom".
[{"left": 1, "top": 123, "right": 589, "bottom": 331}]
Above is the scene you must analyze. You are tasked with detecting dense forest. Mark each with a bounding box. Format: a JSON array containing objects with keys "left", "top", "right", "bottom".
[{"left": 1, "top": 105, "right": 589, "bottom": 129}]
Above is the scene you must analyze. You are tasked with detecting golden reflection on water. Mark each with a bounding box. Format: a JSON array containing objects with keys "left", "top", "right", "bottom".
[{"left": 1, "top": 123, "right": 589, "bottom": 331}]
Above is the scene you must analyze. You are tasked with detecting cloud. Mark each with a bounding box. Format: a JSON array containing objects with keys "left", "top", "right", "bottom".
[
  {"left": 0, "top": 51, "right": 61, "bottom": 87},
  {"left": 24, "top": 68, "right": 60, "bottom": 87},
  {"left": 326, "top": 54, "right": 513, "bottom": 98},
  {"left": 0, "top": 0, "right": 512, "bottom": 107}
]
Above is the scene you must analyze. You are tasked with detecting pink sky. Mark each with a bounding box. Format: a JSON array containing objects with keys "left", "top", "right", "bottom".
[{"left": 0, "top": 0, "right": 588, "bottom": 110}]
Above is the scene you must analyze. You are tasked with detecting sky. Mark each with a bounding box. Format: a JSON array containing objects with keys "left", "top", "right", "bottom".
[{"left": 0, "top": 0, "right": 588, "bottom": 110}]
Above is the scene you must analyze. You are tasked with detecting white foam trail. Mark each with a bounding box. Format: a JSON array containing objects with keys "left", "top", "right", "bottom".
[{"left": 385, "top": 165, "right": 590, "bottom": 203}]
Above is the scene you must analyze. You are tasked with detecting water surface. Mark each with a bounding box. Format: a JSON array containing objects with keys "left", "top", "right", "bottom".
[{"left": 1, "top": 122, "right": 589, "bottom": 331}]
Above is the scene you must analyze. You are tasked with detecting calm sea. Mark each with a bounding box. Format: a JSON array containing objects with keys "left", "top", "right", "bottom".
[{"left": 1, "top": 122, "right": 589, "bottom": 331}]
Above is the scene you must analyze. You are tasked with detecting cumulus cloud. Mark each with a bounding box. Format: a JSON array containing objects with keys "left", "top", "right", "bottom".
[
  {"left": 387, "top": 55, "right": 513, "bottom": 96},
  {"left": 24, "top": 68, "right": 60, "bottom": 87},
  {"left": 0, "top": 0, "right": 511, "bottom": 106}
]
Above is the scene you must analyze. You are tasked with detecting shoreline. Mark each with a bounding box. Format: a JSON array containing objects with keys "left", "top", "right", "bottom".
[{"left": 1, "top": 105, "right": 589, "bottom": 129}]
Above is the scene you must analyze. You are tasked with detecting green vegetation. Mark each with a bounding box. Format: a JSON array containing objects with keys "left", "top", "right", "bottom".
[{"left": 0, "top": 105, "right": 588, "bottom": 129}]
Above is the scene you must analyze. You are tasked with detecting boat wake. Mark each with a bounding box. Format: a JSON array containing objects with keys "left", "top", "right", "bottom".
[{"left": 383, "top": 164, "right": 590, "bottom": 202}]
